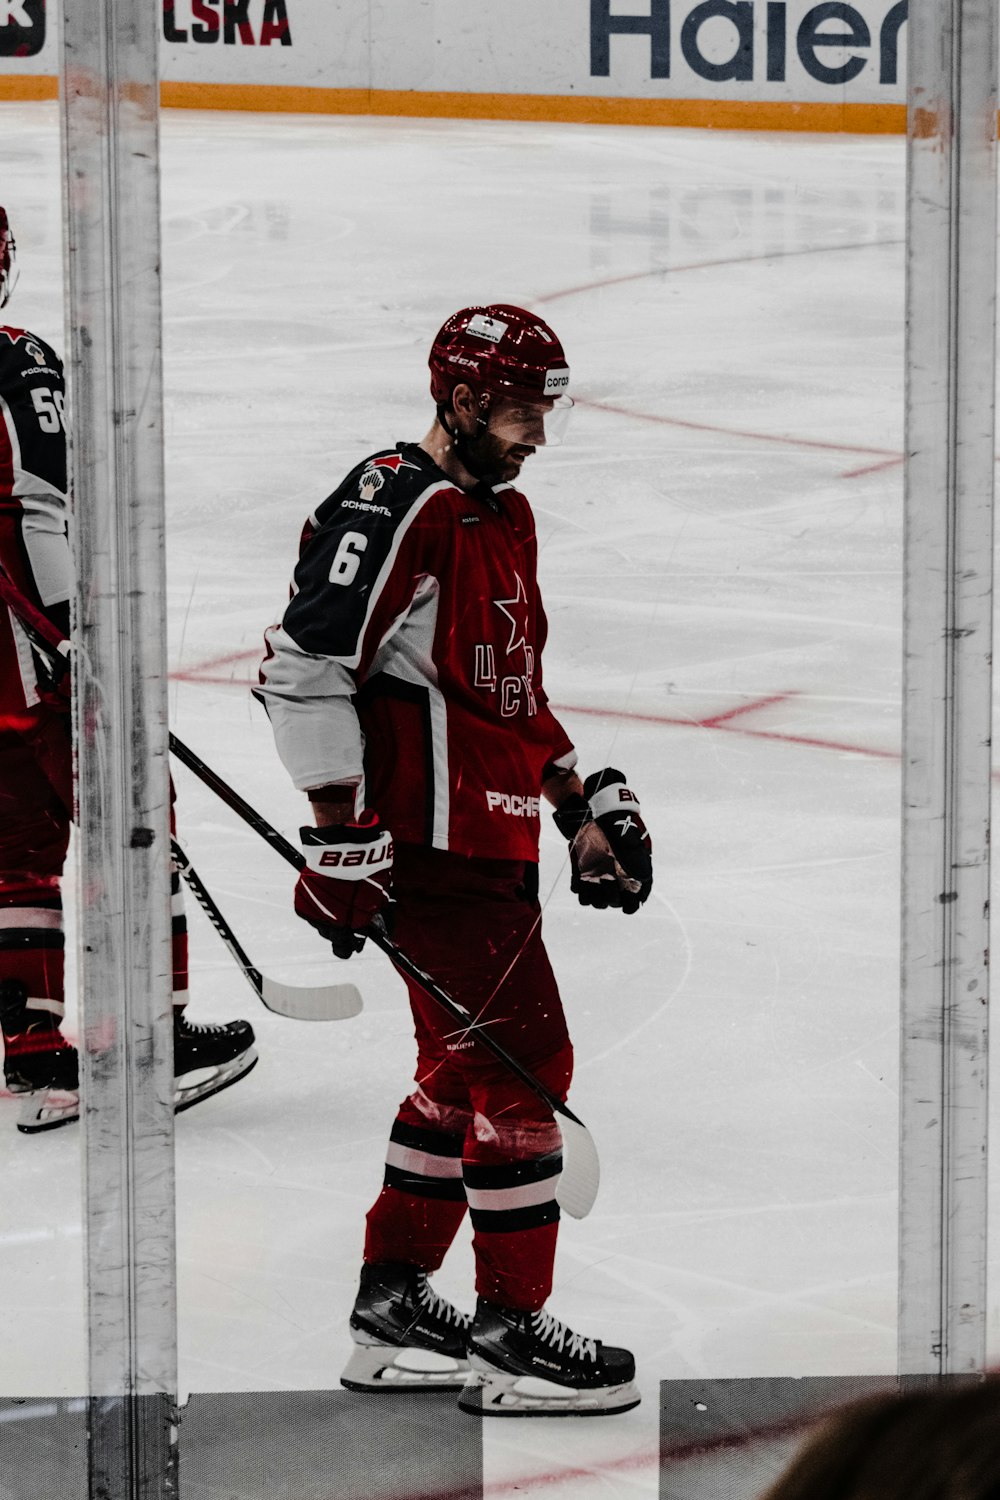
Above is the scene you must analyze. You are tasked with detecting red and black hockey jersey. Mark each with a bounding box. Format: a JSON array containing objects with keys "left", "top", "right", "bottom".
[
  {"left": 256, "top": 444, "right": 576, "bottom": 862},
  {"left": 0, "top": 326, "right": 71, "bottom": 724}
]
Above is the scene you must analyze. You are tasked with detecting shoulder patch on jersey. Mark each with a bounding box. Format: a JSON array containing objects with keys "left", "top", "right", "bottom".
[
  {"left": 313, "top": 447, "right": 440, "bottom": 534},
  {"left": 0, "top": 326, "right": 59, "bottom": 376},
  {"left": 347, "top": 451, "right": 422, "bottom": 517},
  {"left": 368, "top": 453, "right": 422, "bottom": 476}
]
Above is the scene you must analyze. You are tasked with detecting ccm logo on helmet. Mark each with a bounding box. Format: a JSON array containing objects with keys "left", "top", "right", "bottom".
[
  {"left": 544, "top": 369, "right": 571, "bottom": 394},
  {"left": 486, "top": 791, "right": 542, "bottom": 817}
]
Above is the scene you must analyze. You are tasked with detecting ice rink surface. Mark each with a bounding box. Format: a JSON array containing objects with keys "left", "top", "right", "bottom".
[{"left": 2, "top": 101, "right": 997, "bottom": 1495}]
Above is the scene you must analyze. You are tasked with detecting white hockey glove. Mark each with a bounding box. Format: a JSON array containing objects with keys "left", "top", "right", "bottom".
[{"left": 553, "top": 768, "right": 652, "bottom": 915}]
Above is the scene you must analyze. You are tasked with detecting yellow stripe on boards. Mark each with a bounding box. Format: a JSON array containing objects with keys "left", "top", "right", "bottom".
[
  {"left": 0, "top": 75, "right": 914, "bottom": 135},
  {"left": 160, "top": 85, "right": 909, "bottom": 134},
  {"left": 0, "top": 75, "right": 58, "bottom": 101}
]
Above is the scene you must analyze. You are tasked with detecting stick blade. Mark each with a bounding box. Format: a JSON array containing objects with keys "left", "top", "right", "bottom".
[
  {"left": 555, "top": 1112, "right": 600, "bottom": 1219},
  {"left": 259, "top": 976, "right": 363, "bottom": 1022}
]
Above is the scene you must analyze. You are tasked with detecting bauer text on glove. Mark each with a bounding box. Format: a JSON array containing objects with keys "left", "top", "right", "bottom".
[{"left": 296, "top": 815, "right": 393, "bottom": 958}]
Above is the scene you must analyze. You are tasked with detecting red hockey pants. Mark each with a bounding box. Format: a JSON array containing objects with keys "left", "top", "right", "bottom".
[
  {"left": 0, "top": 721, "right": 190, "bottom": 1027},
  {"left": 0, "top": 724, "right": 69, "bottom": 1019},
  {"left": 363, "top": 844, "right": 573, "bottom": 1312}
]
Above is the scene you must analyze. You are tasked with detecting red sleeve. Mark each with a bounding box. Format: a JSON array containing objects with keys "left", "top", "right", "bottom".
[{"left": 529, "top": 559, "right": 576, "bottom": 776}]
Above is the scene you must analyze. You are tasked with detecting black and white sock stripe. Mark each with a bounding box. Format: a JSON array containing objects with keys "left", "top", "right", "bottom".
[
  {"left": 383, "top": 1118, "right": 467, "bottom": 1203},
  {"left": 464, "top": 1150, "right": 563, "bottom": 1234},
  {"left": 0, "top": 898, "right": 64, "bottom": 951}
]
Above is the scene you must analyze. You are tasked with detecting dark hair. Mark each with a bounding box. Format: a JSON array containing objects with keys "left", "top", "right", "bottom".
[{"left": 759, "top": 1378, "right": 1000, "bottom": 1500}]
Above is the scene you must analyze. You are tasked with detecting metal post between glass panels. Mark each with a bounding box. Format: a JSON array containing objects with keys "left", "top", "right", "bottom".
[
  {"left": 900, "top": 0, "right": 996, "bottom": 1376},
  {"left": 60, "top": 2, "right": 178, "bottom": 1494}
]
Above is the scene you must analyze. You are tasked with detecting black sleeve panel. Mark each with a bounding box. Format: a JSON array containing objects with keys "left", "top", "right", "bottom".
[{"left": 282, "top": 448, "right": 448, "bottom": 664}]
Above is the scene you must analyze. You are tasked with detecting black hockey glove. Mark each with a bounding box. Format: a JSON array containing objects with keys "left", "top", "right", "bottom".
[{"left": 553, "top": 768, "right": 652, "bottom": 915}]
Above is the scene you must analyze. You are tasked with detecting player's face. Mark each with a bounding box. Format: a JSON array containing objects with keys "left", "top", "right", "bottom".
[{"left": 475, "top": 396, "right": 562, "bottom": 480}]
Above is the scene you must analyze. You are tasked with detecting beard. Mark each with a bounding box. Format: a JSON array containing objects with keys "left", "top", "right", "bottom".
[{"left": 459, "top": 429, "right": 533, "bottom": 484}]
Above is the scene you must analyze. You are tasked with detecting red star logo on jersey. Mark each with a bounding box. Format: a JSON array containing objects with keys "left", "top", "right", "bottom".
[
  {"left": 370, "top": 454, "right": 421, "bottom": 474},
  {"left": 493, "top": 573, "right": 531, "bottom": 656}
]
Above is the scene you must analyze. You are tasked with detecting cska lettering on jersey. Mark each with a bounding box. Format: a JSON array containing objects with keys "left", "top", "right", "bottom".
[
  {"left": 0, "top": 0, "right": 45, "bottom": 58},
  {"left": 473, "top": 574, "right": 539, "bottom": 722},
  {"left": 163, "top": 0, "right": 292, "bottom": 46},
  {"left": 590, "top": 0, "right": 907, "bottom": 89}
]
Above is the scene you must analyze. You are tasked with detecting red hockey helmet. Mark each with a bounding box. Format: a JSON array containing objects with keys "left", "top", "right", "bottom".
[
  {"left": 429, "top": 304, "right": 571, "bottom": 410},
  {"left": 0, "top": 208, "right": 16, "bottom": 310}
]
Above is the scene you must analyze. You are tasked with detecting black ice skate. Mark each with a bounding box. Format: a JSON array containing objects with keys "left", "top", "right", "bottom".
[
  {"left": 459, "top": 1298, "right": 641, "bottom": 1417},
  {"left": 1, "top": 980, "right": 80, "bottom": 1134},
  {"left": 173, "top": 1012, "right": 257, "bottom": 1113},
  {"left": 341, "top": 1261, "right": 472, "bottom": 1394}
]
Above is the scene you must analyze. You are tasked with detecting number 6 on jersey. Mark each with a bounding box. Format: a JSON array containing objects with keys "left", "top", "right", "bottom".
[{"left": 329, "top": 531, "right": 368, "bottom": 585}]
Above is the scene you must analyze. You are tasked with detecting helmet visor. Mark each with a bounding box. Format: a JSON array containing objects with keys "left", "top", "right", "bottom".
[{"left": 487, "top": 394, "right": 574, "bottom": 449}]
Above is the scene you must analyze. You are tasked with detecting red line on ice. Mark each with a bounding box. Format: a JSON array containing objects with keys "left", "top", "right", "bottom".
[
  {"left": 171, "top": 671, "right": 256, "bottom": 686},
  {"left": 575, "top": 395, "right": 901, "bottom": 473},
  {"left": 169, "top": 659, "right": 902, "bottom": 766},
  {"left": 171, "top": 646, "right": 259, "bottom": 684},
  {"left": 536, "top": 239, "right": 905, "bottom": 478},
  {"left": 552, "top": 698, "right": 900, "bottom": 764},
  {"left": 698, "top": 691, "right": 797, "bottom": 727},
  {"left": 318, "top": 1390, "right": 903, "bottom": 1500},
  {"left": 840, "top": 454, "right": 905, "bottom": 478},
  {"left": 534, "top": 236, "right": 903, "bottom": 307}
]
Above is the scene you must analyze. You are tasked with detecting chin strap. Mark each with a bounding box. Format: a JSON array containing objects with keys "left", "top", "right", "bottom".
[{"left": 437, "top": 398, "right": 496, "bottom": 482}]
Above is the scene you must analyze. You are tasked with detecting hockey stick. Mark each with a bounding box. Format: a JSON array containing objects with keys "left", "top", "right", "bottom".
[
  {"left": 0, "top": 565, "right": 72, "bottom": 669},
  {"left": 171, "top": 839, "right": 363, "bottom": 1023},
  {"left": 168, "top": 731, "right": 600, "bottom": 1219}
]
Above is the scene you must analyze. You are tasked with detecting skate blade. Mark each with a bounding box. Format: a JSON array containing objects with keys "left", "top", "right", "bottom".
[
  {"left": 17, "top": 1087, "right": 80, "bottom": 1134},
  {"left": 174, "top": 1047, "right": 258, "bottom": 1115},
  {"left": 12, "top": 1050, "right": 258, "bottom": 1133},
  {"left": 341, "top": 1341, "right": 470, "bottom": 1393},
  {"left": 459, "top": 1364, "right": 641, "bottom": 1418}
]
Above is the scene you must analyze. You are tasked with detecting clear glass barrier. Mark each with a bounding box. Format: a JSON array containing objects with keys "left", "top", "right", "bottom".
[
  {"left": 162, "top": 113, "right": 907, "bottom": 1495},
  {"left": 17, "top": 72, "right": 1000, "bottom": 1500}
]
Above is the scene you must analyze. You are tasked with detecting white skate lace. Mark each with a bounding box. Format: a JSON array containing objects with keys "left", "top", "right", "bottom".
[
  {"left": 530, "top": 1309, "right": 597, "bottom": 1362},
  {"left": 417, "top": 1277, "right": 470, "bottom": 1329},
  {"left": 177, "top": 1017, "right": 235, "bottom": 1038}
]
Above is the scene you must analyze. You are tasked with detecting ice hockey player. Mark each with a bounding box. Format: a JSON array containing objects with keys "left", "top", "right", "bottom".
[
  {"left": 0, "top": 206, "right": 257, "bottom": 1133},
  {"left": 255, "top": 305, "right": 653, "bottom": 1417}
]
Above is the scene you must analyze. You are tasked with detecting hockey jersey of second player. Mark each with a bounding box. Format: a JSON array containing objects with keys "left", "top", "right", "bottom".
[
  {"left": 0, "top": 325, "right": 71, "bottom": 726},
  {"left": 256, "top": 443, "right": 577, "bottom": 862}
]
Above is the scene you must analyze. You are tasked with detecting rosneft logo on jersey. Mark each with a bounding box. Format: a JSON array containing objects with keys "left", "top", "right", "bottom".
[{"left": 0, "top": 0, "right": 45, "bottom": 58}]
